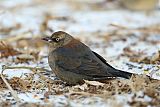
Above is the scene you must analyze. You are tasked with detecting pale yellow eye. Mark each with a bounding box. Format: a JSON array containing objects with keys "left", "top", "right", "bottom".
[{"left": 56, "top": 38, "right": 60, "bottom": 42}]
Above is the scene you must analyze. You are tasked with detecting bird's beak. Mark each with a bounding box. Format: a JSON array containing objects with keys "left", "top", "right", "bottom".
[{"left": 42, "top": 37, "right": 52, "bottom": 42}]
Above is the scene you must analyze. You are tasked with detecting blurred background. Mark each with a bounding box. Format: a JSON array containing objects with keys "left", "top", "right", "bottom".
[
  {"left": 0, "top": 0, "right": 160, "bottom": 37},
  {"left": 0, "top": 0, "right": 160, "bottom": 67}
]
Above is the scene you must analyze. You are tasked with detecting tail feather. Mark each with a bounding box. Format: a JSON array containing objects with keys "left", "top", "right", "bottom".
[
  {"left": 112, "top": 69, "right": 132, "bottom": 79},
  {"left": 92, "top": 51, "right": 132, "bottom": 79}
]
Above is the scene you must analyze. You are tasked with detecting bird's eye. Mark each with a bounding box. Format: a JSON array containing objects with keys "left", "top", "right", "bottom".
[{"left": 56, "top": 38, "right": 60, "bottom": 42}]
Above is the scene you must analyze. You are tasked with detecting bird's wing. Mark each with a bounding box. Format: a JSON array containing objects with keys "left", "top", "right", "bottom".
[
  {"left": 56, "top": 49, "right": 114, "bottom": 79},
  {"left": 92, "top": 51, "right": 132, "bottom": 79},
  {"left": 92, "top": 51, "right": 114, "bottom": 68}
]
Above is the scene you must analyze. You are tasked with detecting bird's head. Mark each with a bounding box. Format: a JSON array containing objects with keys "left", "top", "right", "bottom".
[{"left": 42, "top": 31, "right": 73, "bottom": 49}]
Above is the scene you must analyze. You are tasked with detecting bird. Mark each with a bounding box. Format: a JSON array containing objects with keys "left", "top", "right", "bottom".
[{"left": 42, "top": 31, "right": 132, "bottom": 85}]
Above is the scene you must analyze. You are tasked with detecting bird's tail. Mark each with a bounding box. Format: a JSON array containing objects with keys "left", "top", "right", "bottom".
[{"left": 112, "top": 69, "right": 132, "bottom": 79}]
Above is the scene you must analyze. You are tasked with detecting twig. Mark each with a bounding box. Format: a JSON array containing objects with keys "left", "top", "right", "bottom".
[
  {"left": 0, "top": 69, "right": 20, "bottom": 103},
  {"left": 2, "top": 65, "right": 50, "bottom": 81},
  {"left": 110, "top": 23, "right": 160, "bottom": 33},
  {"left": 2, "top": 65, "right": 50, "bottom": 73},
  {"left": 109, "top": 23, "right": 128, "bottom": 30},
  {"left": 68, "top": 91, "right": 94, "bottom": 96},
  {"left": 2, "top": 65, "right": 52, "bottom": 90},
  {"left": 0, "top": 34, "right": 40, "bottom": 43}
]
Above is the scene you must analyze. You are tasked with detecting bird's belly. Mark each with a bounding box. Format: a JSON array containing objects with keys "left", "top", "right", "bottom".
[
  {"left": 48, "top": 54, "right": 82, "bottom": 84},
  {"left": 57, "top": 67, "right": 88, "bottom": 84},
  {"left": 49, "top": 62, "right": 88, "bottom": 84}
]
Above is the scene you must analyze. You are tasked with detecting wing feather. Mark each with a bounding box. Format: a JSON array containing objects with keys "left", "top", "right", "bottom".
[{"left": 56, "top": 49, "right": 114, "bottom": 78}]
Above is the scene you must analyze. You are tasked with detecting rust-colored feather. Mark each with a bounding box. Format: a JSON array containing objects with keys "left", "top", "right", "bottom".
[{"left": 63, "top": 39, "right": 80, "bottom": 48}]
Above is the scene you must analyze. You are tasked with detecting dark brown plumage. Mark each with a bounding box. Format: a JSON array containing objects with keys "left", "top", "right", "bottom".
[{"left": 43, "top": 31, "right": 132, "bottom": 85}]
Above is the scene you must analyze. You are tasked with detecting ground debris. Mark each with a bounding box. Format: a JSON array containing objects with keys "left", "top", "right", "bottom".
[
  {"left": 122, "top": 47, "right": 160, "bottom": 64},
  {"left": 0, "top": 41, "right": 21, "bottom": 58}
]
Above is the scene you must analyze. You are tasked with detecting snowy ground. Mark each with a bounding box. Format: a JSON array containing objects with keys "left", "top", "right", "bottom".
[{"left": 0, "top": 0, "right": 160, "bottom": 107}]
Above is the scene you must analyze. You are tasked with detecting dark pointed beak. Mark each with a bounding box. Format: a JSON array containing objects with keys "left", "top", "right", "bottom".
[{"left": 42, "top": 37, "right": 52, "bottom": 42}]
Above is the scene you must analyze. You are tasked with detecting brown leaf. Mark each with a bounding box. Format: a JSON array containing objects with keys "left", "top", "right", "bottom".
[
  {"left": 16, "top": 54, "right": 35, "bottom": 63},
  {"left": 9, "top": 77, "right": 31, "bottom": 91},
  {"left": 0, "top": 41, "right": 21, "bottom": 58},
  {"left": 16, "top": 37, "right": 46, "bottom": 49}
]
